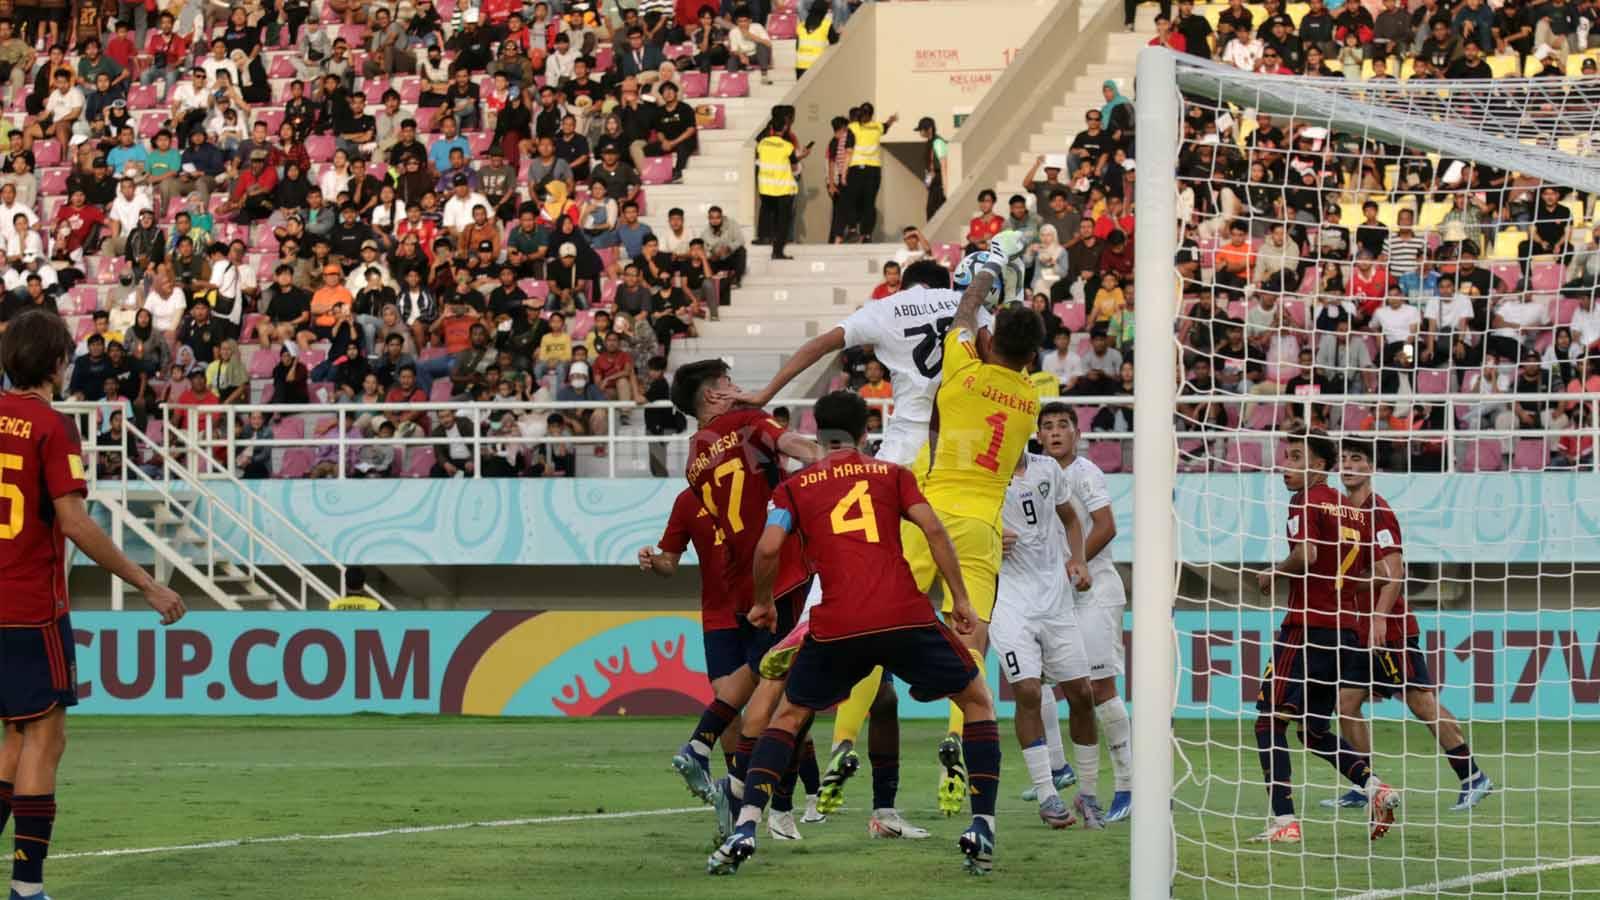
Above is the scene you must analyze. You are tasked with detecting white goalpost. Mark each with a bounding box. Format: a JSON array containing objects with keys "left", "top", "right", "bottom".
[{"left": 1132, "top": 46, "right": 1600, "bottom": 899}]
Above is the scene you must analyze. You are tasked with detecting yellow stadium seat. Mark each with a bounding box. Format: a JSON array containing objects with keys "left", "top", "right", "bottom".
[
  {"left": 1376, "top": 202, "right": 1401, "bottom": 229},
  {"left": 1383, "top": 164, "right": 1398, "bottom": 191},
  {"left": 1563, "top": 198, "right": 1586, "bottom": 228},
  {"left": 1493, "top": 229, "right": 1527, "bottom": 260},
  {"left": 1418, "top": 201, "right": 1451, "bottom": 230},
  {"left": 1399, "top": 57, "right": 1417, "bottom": 80},
  {"left": 1325, "top": 57, "right": 1344, "bottom": 72},
  {"left": 1286, "top": 2, "right": 1308, "bottom": 26},
  {"left": 1566, "top": 50, "right": 1600, "bottom": 76},
  {"left": 1523, "top": 54, "right": 1548, "bottom": 76},
  {"left": 1237, "top": 115, "right": 1257, "bottom": 146},
  {"left": 1340, "top": 201, "right": 1365, "bottom": 226},
  {"left": 1203, "top": 5, "right": 1224, "bottom": 28},
  {"left": 1488, "top": 54, "right": 1521, "bottom": 78}
]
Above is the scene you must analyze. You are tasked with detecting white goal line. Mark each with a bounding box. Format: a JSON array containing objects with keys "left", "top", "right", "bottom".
[
  {"left": 53, "top": 805, "right": 709, "bottom": 862},
  {"left": 1341, "top": 856, "right": 1600, "bottom": 900}
]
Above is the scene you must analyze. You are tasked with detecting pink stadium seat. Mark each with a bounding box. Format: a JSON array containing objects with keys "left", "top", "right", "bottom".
[
  {"left": 277, "top": 449, "right": 314, "bottom": 478},
  {"left": 1557, "top": 296, "right": 1580, "bottom": 325},
  {"left": 467, "top": 131, "right": 492, "bottom": 156},
  {"left": 593, "top": 47, "right": 613, "bottom": 72},
  {"left": 1244, "top": 402, "right": 1278, "bottom": 431},
  {"left": 363, "top": 79, "right": 391, "bottom": 104},
  {"left": 420, "top": 345, "right": 451, "bottom": 361},
  {"left": 428, "top": 379, "right": 453, "bottom": 402},
  {"left": 404, "top": 447, "right": 436, "bottom": 478},
  {"left": 127, "top": 83, "right": 160, "bottom": 110},
  {"left": 137, "top": 111, "right": 165, "bottom": 139},
  {"left": 1464, "top": 439, "right": 1504, "bottom": 472},
  {"left": 713, "top": 71, "right": 749, "bottom": 98},
  {"left": 932, "top": 242, "right": 962, "bottom": 269},
  {"left": 65, "top": 285, "right": 98, "bottom": 315},
  {"left": 1489, "top": 262, "right": 1520, "bottom": 293},
  {"left": 268, "top": 54, "right": 298, "bottom": 78},
  {"left": 273, "top": 415, "right": 305, "bottom": 440},
  {"left": 1075, "top": 406, "right": 1095, "bottom": 432},
  {"left": 306, "top": 135, "right": 336, "bottom": 163},
  {"left": 635, "top": 190, "right": 648, "bottom": 216},
  {"left": 1511, "top": 438, "right": 1548, "bottom": 470},
  {"left": 395, "top": 77, "right": 421, "bottom": 105},
  {"left": 1087, "top": 441, "right": 1123, "bottom": 473},
  {"left": 696, "top": 103, "right": 725, "bottom": 130},
  {"left": 1530, "top": 261, "right": 1564, "bottom": 292},
  {"left": 32, "top": 140, "right": 60, "bottom": 168},
  {"left": 255, "top": 107, "right": 284, "bottom": 135},
  {"left": 70, "top": 316, "right": 94, "bottom": 340},
  {"left": 298, "top": 346, "right": 328, "bottom": 371},
  {"left": 1059, "top": 301, "right": 1086, "bottom": 333},
  {"left": 640, "top": 155, "right": 675, "bottom": 185},
  {"left": 1227, "top": 437, "right": 1267, "bottom": 471},
  {"left": 766, "top": 11, "right": 797, "bottom": 38},
  {"left": 678, "top": 70, "right": 709, "bottom": 98},
  {"left": 248, "top": 346, "right": 278, "bottom": 378},
  {"left": 336, "top": 24, "right": 364, "bottom": 45},
  {"left": 1415, "top": 367, "right": 1451, "bottom": 395}
]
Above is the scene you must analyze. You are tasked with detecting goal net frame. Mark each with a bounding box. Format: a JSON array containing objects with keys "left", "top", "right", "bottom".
[{"left": 1131, "top": 46, "right": 1600, "bottom": 899}]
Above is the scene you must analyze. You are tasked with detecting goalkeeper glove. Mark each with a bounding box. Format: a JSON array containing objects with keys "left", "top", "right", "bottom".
[{"left": 973, "top": 230, "right": 1026, "bottom": 284}]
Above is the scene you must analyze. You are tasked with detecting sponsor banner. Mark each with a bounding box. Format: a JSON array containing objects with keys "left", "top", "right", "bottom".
[
  {"left": 122, "top": 473, "right": 1600, "bottom": 568},
  {"left": 67, "top": 611, "right": 1600, "bottom": 719}
]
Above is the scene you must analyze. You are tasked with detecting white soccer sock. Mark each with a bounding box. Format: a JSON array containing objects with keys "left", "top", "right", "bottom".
[
  {"left": 736, "top": 805, "right": 761, "bottom": 828},
  {"left": 689, "top": 738, "right": 713, "bottom": 758},
  {"left": 11, "top": 882, "right": 42, "bottom": 898},
  {"left": 1039, "top": 690, "right": 1068, "bottom": 771},
  {"left": 1074, "top": 743, "right": 1101, "bottom": 798},
  {"left": 729, "top": 775, "right": 745, "bottom": 801},
  {"left": 1022, "top": 740, "right": 1059, "bottom": 803},
  {"left": 1096, "top": 696, "right": 1134, "bottom": 792}
]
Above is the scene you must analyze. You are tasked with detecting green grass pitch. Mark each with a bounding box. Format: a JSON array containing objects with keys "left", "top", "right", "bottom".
[{"left": 41, "top": 717, "right": 1600, "bottom": 899}]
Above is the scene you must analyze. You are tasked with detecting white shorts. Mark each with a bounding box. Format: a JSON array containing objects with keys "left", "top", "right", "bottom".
[
  {"left": 990, "top": 602, "right": 1090, "bottom": 685},
  {"left": 874, "top": 430, "right": 926, "bottom": 468},
  {"left": 1074, "top": 602, "right": 1127, "bottom": 680}
]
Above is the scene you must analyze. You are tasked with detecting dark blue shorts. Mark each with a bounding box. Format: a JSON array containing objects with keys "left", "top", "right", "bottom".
[
  {"left": 1369, "top": 637, "right": 1436, "bottom": 699},
  {"left": 702, "top": 581, "right": 804, "bottom": 682},
  {"left": 0, "top": 615, "right": 78, "bottom": 722},
  {"left": 784, "top": 621, "right": 978, "bottom": 711},
  {"left": 1256, "top": 624, "right": 1367, "bottom": 720}
]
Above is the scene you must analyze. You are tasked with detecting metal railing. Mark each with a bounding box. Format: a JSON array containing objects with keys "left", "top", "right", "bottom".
[
  {"left": 63, "top": 402, "right": 394, "bottom": 611},
  {"left": 151, "top": 391, "right": 1599, "bottom": 476}
]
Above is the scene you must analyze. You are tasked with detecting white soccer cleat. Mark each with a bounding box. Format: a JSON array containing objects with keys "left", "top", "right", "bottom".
[
  {"left": 868, "top": 808, "right": 931, "bottom": 839},
  {"left": 800, "top": 794, "right": 827, "bottom": 824},
  {"left": 767, "top": 809, "right": 802, "bottom": 841},
  {"left": 1246, "top": 815, "right": 1302, "bottom": 844}
]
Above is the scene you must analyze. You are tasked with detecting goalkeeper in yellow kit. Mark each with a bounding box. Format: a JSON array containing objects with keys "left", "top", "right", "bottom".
[{"left": 821, "top": 233, "right": 1059, "bottom": 815}]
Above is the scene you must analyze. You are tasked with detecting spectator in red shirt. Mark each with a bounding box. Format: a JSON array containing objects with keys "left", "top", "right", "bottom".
[
  {"left": 384, "top": 364, "right": 431, "bottom": 435},
  {"left": 870, "top": 261, "right": 902, "bottom": 300},
  {"left": 219, "top": 150, "right": 278, "bottom": 224},
  {"left": 1149, "top": 14, "right": 1187, "bottom": 51},
  {"left": 965, "top": 189, "right": 1003, "bottom": 252},
  {"left": 593, "top": 331, "right": 643, "bottom": 404},
  {"left": 173, "top": 366, "right": 222, "bottom": 435},
  {"left": 1094, "top": 195, "right": 1134, "bottom": 240},
  {"left": 142, "top": 12, "right": 190, "bottom": 100},
  {"left": 432, "top": 299, "right": 479, "bottom": 355},
  {"left": 54, "top": 188, "right": 106, "bottom": 255},
  {"left": 106, "top": 19, "right": 136, "bottom": 70}
]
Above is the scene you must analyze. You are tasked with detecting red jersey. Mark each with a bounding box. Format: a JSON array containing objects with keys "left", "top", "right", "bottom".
[
  {"left": 685, "top": 407, "right": 806, "bottom": 613},
  {"left": 0, "top": 393, "right": 88, "bottom": 625},
  {"left": 769, "top": 449, "right": 933, "bottom": 641},
  {"left": 1338, "top": 491, "right": 1416, "bottom": 645},
  {"left": 1284, "top": 483, "right": 1347, "bottom": 630},
  {"left": 659, "top": 487, "right": 734, "bottom": 630}
]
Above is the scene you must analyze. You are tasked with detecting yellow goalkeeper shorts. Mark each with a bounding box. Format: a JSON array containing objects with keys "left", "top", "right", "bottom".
[{"left": 901, "top": 512, "right": 1001, "bottom": 623}]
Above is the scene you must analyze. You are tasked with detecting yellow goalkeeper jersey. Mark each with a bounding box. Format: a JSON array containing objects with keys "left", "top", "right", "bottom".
[{"left": 922, "top": 326, "right": 1039, "bottom": 531}]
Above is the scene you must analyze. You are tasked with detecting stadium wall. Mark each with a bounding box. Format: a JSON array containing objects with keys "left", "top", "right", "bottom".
[
  {"left": 60, "top": 610, "right": 1600, "bottom": 719},
  {"left": 74, "top": 474, "right": 1600, "bottom": 568},
  {"left": 744, "top": 0, "right": 1052, "bottom": 241}
]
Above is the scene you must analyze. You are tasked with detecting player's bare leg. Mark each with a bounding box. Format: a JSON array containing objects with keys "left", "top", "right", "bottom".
[
  {"left": 675, "top": 667, "right": 757, "bottom": 804},
  {"left": 6, "top": 710, "right": 65, "bottom": 900},
  {"left": 1404, "top": 688, "right": 1493, "bottom": 810},
  {"left": 1323, "top": 686, "right": 1375, "bottom": 809},
  {"left": 950, "top": 674, "right": 1003, "bottom": 875},
  {"left": 1011, "top": 677, "right": 1077, "bottom": 829},
  {"left": 1089, "top": 675, "right": 1132, "bottom": 822},
  {"left": 939, "top": 616, "right": 989, "bottom": 816},
  {"left": 863, "top": 678, "right": 925, "bottom": 838}
]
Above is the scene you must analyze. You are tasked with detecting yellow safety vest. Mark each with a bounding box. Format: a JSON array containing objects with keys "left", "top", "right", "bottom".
[
  {"left": 795, "top": 15, "right": 831, "bottom": 71},
  {"left": 756, "top": 135, "right": 797, "bottom": 196},
  {"left": 848, "top": 121, "right": 884, "bottom": 168}
]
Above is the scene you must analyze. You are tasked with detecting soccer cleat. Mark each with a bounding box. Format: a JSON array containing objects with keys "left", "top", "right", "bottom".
[
  {"left": 8, "top": 893, "right": 50, "bottom": 900},
  {"left": 706, "top": 826, "right": 757, "bottom": 876},
  {"left": 1247, "top": 816, "right": 1302, "bottom": 844},
  {"left": 1369, "top": 784, "right": 1401, "bottom": 840},
  {"left": 868, "top": 808, "right": 931, "bottom": 839},
  {"left": 815, "top": 743, "right": 860, "bottom": 815},
  {"left": 711, "top": 775, "right": 736, "bottom": 841},
  {"left": 1020, "top": 764, "right": 1077, "bottom": 802},
  {"left": 767, "top": 809, "right": 802, "bottom": 841},
  {"left": 1075, "top": 793, "right": 1107, "bottom": 830},
  {"left": 758, "top": 619, "right": 810, "bottom": 680},
  {"left": 1320, "top": 788, "right": 1368, "bottom": 809},
  {"left": 800, "top": 794, "right": 827, "bottom": 824},
  {"left": 1451, "top": 773, "right": 1494, "bottom": 812},
  {"left": 1106, "top": 790, "right": 1132, "bottom": 823},
  {"left": 958, "top": 818, "right": 996, "bottom": 876},
  {"left": 671, "top": 743, "right": 715, "bottom": 804},
  {"left": 1038, "top": 794, "right": 1077, "bottom": 829},
  {"left": 937, "top": 735, "right": 969, "bottom": 817}
]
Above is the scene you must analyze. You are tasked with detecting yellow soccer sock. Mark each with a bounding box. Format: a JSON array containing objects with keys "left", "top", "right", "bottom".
[
  {"left": 830, "top": 667, "right": 884, "bottom": 749},
  {"left": 947, "top": 649, "right": 987, "bottom": 737}
]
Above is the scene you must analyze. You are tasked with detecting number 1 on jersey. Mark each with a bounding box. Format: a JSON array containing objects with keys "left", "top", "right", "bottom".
[
  {"left": 973, "top": 412, "right": 1008, "bottom": 473},
  {"left": 829, "top": 480, "right": 880, "bottom": 543},
  {"left": 700, "top": 459, "right": 747, "bottom": 533}
]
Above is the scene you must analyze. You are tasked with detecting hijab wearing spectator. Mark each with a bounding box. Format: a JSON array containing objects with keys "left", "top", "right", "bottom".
[
  {"left": 1100, "top": 80, "right": 1131, "bottom": 128},
  {"left": 211, "top": 338, "right": 249, "bottom": 393},
  {"left": 1036, "top": 224, "right": 1064, "bottom": 263}
]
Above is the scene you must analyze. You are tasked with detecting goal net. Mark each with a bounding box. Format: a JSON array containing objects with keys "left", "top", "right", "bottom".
[{"left": 1130, "top": 49, "right": 1600, "bottom": 899}]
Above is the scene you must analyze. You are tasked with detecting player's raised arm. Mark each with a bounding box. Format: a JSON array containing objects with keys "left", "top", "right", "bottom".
[
  {"left": 776, "top": 430, "right": 828, "bottom": 465},
  {"left": 903, "top": 501, "right": 975, "bottom": 634},
  {"left": 953, "top": 231, "right": 1025, "bottom": 337},
  {"left": 55, "top": 493, "right": 185, "bottom": 625},
  {"left": 719, "top": 327, "right": 847, "bottom": 409}
]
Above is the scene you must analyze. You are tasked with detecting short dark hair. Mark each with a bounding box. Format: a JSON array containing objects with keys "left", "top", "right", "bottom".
[
  {"left": 991, "top": 305, "right": 1045, "bottom": 366},
  {"left": 978, "top": 189, "right": 997, "bottom": 202},
  {"left": 1290, "top": 427, "right": 1338, "bottom": 470},
  {"left": 670, "top": 358, "right": 730, "bottom": 418},
  {"left": 1341, "top": 437, "right": 1377, "bottom": 464},
  {"left": 1039, "top": 401, "right": 1075, "bottom": 426},
  {"left": 1, "top": 309, "right": 73, "bottom": 389},
  {"left": 814, "top": 390, "right": 868, "bottom": 444},
  {"left": 901, "top": 259, "right": 951, "bottom": 290}
]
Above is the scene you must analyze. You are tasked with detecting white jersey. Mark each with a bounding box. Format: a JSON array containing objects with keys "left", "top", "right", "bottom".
[
  {"left": 1056, "top": 454, "right": 1124, "bottom": 608},
  {"left": 997, "top": 453, "right": 1074, "bottom": 618},
  {"left": 838, "top": 285, "right": 994, "bottom": 465}
]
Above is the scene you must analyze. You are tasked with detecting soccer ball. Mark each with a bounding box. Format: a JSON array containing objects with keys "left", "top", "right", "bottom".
[{"left": 954, "top": 252, "right": 1026, "bottom": 310}]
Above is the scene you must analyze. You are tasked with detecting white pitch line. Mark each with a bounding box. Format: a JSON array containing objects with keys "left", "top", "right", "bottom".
[
  {"left": 1341, "top": 856, "right": 1600, "bottom": 899},
  {"left": 54, "top": 806, "right": 709, "bottom": 861}
]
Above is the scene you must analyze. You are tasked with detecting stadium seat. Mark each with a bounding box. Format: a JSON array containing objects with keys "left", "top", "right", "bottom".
[
  {"left": 1087, "top": 441, "right": 1123, "bottom": 473},
  {"left": 1511, "top": 438, "right": 1548, "bottom": 471},
  {"left": 1530, "top": 261, "right": 1564, "bottom": 292},
  {"left": 1057, "top": 301, "right": 1086, "bottom": 332},
  {"left": 1414, "top": 367, "right": 1452, "bottom": 395},
  {"left": 1492, "top": 229, "right": 1526, "bottom": 260},
  {"left": 396, "top": 77, "right": 421, "bottom": 104},
  {"left": 640, "top": 155, "right": 675, "bottom": 185},
  {"left": 256, "top": 107, "right": 285, "bottom": 135},
  {"left": 678, "top": 70, "right": 709, "bottom": 98},
  {"left": 695, "top": 103, "right": 725, "bottom": 129},
  {"left": 767, "top": 11, "right": 797, "bottom": 38},
  {"left": 1463, "top": 438, "right": 1504, "bottom": 472},
  {"left": 429, "top": 379, "right": 453, "bottom": 402},
  {"left": 127, "top": 83, "right": 160, "bottom": 110},
  {"left": 39, "top": 168, "right": 68, "bottom": 198},
  {"left": 249, "top": 346, "right": 279, "bottom": 378},
  {"left": 33, "top": 140, "right": 60, "bottom": 168},
  {"left": 713, "top": 71, "right": 749, "bottom": 98},
  {"left": 306, "top": 135, "right": 336, "bottom": 163},
  {"left": 404, "top": 447, "right": 436, "bottom": 478},
  {"left": 1230, "top": 438, "right": 1267, "bottom": 472}
]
